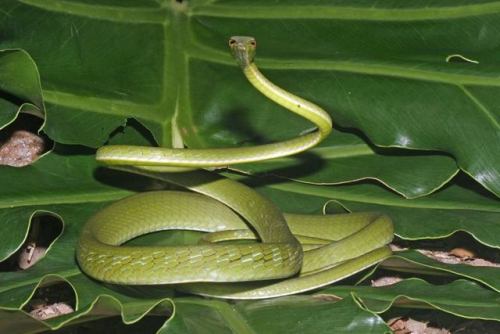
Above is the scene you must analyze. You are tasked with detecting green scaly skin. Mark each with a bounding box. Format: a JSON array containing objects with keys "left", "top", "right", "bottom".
[{"left": 76, "top": 36, "right": 393, "bottom": 299}]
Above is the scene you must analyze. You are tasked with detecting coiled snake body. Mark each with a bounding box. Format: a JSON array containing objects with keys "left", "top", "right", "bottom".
[{"left": 76, "top": 37, "right": 393, "bottom": 299}]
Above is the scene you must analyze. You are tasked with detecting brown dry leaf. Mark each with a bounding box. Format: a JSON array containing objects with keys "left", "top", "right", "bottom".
[
  {"left": 16, "top": 219, "right": 48, "bottom": 270},
  {"left": 449, "top": 248, "right": 475, "bottom": 259},
  {"left": 29, "top": 302, "right": 74, "bottom": 320},
  {"left": 17, "top": 243, "right": 46, "bottom": 269},
  {"left": 311, "top": 294, "right": 342, "bottom": 302},
  {"left": 390, "top": 244, "right": 408, "bottom": 252},
  {"left": 388, "top": 317, "right": 409, "bottom": 333},
  {"left": 388, "top": 317, "right": 450, "bottom": 334},
  {"left": 23, "top": 282, "right": 76, "bottom": 320},
  {"left": 0, "top": 130, "right": 45, "bottom": 166},
  {"left": 371, "top": 276, "right": 403, "bottom": 287},
  {"left": 418, "top": 249, "right": 500, "bottom": 268},
  {"left": 405, "top": 318, "right": 429, "bottom": 333}
]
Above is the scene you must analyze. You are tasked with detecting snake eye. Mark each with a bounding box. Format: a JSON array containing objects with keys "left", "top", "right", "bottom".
[
  {"left": 250, "top": 40, "right": 256, "bottom": 47},
  {"left": 229, "top": 39, "right": 236, "bottom": 46}
]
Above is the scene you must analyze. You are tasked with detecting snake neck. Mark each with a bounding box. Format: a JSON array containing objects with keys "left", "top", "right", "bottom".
[
  {"left": 94, "top": 58, "right": 334, "bottom": 168},
  {"left": 243, "top": 63, "right": 332, "bottom": 141}
]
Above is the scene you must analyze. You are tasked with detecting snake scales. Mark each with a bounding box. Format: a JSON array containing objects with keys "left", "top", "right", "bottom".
[{"left": 76, "top": 36, "right": 393, "bottom": 299}]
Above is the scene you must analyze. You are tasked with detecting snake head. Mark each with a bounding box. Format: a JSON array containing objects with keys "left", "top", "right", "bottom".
[{"left": 229, "top": 36, "right": 256, "bottom": 67}]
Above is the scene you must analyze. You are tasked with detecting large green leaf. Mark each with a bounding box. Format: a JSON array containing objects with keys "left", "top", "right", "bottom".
[
  {"left": 0, "top": 48, "right": 44, "bottom": 128},
  {"left": 250, "top": 174, "right": 500, "bottom": 249},
  {"left": 166, "top": 296, "right": 390, "bottom": 334},
  {"left": 324, "top": 278, "right": 500, "bottom": 321},
  {"left": 232, "top": 132, "right": 458, "bottom": 199},
  {"left": 1, "top": 0, "right": 499, "bottom": 332},
  {"left": 0, "top": 0, "right": 498, "bottom": 196},
  {"left": 0, "top": 150, "right": 395, "bottom": 333},
  {"left": 383, "top": 250, "right": 500, "bottom": 292},
  {"left": 0, "top": 149, "right": 498, "bottom": 332}
]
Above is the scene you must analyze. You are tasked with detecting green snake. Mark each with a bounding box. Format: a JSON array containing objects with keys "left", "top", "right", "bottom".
[{"left": 76, "top": 36, "right": 393, "bottom": 299}]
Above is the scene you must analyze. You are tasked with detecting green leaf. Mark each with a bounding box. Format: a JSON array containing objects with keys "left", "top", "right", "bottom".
[
  {"left": 233, "top": 132, "right": 459, "bottom": 199},
  {"left": 0, "top": 48, "right": 44, "bottom": 129},
  {"left": 0, "top": 276, "right": 174, "bottom": 334},
  {"left": 383, "top": 250, "right": 500, "bottom": 293},
  {"left": 250, "top": 175, "right": 500, "bottom": 249},
  {"left": 324, "top": 278, "right": 500, "bottom": 321},
  {"left": 0, "top": 0, "right": 498, "bottom": 195},
  {"left": 0, "top": 150, "right": 497, "bottom": 331},
  {"left": 1, "top": 0, "right": 500, "bottom": 331},
  {"left": 0, "top": 151, "right": 389, "bottom": 333},
  {"left": 0, "top": 147, "right": 159, "bottom": 262},
  {"left": 166, "top": 296, "right": 390, "bottom": 334},
  {"left": 0, "top": 150, "right": 174, "bottom": 331}
]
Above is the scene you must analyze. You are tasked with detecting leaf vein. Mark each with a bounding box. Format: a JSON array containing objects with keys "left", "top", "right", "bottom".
[
  {"left": 191, "top": 3, "right": 500, "bottom": 21},
  {"left": 459, "top": 85, "right": 500, "bottom": 129},
  {"left": 18, "top": 0, "right": 167, "bottom": 24}
]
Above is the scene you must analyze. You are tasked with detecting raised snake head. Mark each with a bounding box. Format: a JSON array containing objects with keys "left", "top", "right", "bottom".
[{"left": 229, "top": 36, "right": 256, "bottom": 67}]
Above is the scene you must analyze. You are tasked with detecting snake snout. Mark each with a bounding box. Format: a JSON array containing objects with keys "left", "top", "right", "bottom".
[{"left": 229, "top": 36, "right": 257, "bottom": 67}]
